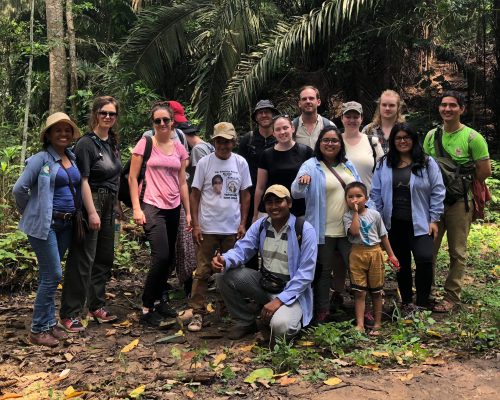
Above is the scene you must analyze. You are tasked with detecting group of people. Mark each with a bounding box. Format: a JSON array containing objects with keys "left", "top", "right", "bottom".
[{"left": 13, "top": 86, "right": 491, "bottom": 346}]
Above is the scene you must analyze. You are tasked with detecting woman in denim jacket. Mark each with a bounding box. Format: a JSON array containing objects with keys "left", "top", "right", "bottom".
[
  {"left": 13, "top": 112, "right": 81, "bottom": 347},
  {"left": 292, "top": 126, "right": 361, "bottom": 322},
  {"left": 371, "top": 123, "right": 445, "bottom": 311}
]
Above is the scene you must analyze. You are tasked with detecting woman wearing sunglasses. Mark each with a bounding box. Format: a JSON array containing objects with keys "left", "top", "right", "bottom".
[
  {"left": 292, "top": 127, "right": 361, "bottom": 323},
  {"left": 371, "top": 123, "right": 445, "bottom": 312},
  {"left": 129, "top": 102, "right": 190, "bottom": 327},
  {"left": 253, "top": 115, "right": 313, "bottom": 222},
  {"left": 59, "top": 96, "right": 122, "bottom": 332}
]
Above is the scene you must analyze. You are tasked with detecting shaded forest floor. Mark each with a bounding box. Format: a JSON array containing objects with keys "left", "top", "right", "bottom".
[{"left": 0, "top": 222, "right": 498, "bottom": 400}]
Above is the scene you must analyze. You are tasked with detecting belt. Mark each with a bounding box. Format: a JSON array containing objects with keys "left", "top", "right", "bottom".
[{"left": 53, "top": 211, "right": 74, "bottom": 221}]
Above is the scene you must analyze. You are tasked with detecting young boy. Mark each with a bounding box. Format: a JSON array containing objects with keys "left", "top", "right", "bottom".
[{"left": 343, "top": 182, "right": 398, "bottom": 335}]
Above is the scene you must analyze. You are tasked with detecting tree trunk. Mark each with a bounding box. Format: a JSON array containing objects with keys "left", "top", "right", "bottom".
[
  {"left": 21, "top": 0, "right": 35, "bottom": 167},
  {"left": 66, "top": 0, "right": 78, "bottom": 118},
  {"left": 46, "top": 0, "right": 67, "bottom": 113},
  {"left": 493, "top": 0, "right": 500, "bottom": 144}
]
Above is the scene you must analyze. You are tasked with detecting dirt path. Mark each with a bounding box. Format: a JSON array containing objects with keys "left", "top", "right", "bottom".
[{"left": 1, "top": 278, "right": 498, "bottom": 399}]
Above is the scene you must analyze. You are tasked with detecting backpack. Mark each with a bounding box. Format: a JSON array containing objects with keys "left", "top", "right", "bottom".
[
  {"left": 258, "top": 215, "right": 305, "bottom": 248},
  {"left": 432, "top": 127, "right": 475, "bottom": 211},
  {"left": 118, "top": 136, "right": 153, "bottom": 207}
]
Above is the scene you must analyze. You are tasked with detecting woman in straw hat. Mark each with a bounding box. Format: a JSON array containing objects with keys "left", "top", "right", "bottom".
[{"left": 13, "top": 112, "right": 81, "bottom": 347}]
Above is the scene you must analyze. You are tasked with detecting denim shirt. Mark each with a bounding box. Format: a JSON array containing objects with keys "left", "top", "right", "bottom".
[
  {"left": 291, "top": 158, "right": 361, "bottom": 245},
  {"left": 13, "top": 146, "right": 78, "bottom": 240},
  {"left": 223, "top": 214, "right": 317, "bottom": 327},
  {"left": 370, "top": 157, "right": 445, "bottom": 236}
]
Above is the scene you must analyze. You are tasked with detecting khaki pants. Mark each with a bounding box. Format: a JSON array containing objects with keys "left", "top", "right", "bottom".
[
  {"left": 433, "top": 200, "right": 474, "bottom": 303},
  {"left": 188, "top": 234, "right": 236, "bottom": 313}
]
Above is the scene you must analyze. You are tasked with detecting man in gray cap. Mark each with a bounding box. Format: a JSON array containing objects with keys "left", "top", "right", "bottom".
[{"left": 238, "top": 100, "right": 279, "bottom": 269}]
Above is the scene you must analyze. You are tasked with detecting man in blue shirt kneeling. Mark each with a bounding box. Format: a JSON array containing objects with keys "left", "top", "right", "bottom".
[{"left": 212, "top": 185, "right": 317, "bottom": 340}]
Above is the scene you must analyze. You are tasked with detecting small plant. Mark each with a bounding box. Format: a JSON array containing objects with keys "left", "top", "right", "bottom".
[
  {"left": 308, "top": 321, "right": 366, "bottom": 356},
  {"left": 302, "top": 368, "right": 327, "bottom": 383}
]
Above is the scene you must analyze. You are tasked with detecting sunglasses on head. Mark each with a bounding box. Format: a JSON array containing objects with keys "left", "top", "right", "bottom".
[
  {"left": 98, "top": 111, "right": 118, "bottom": 118},
  {"left": 272, "top": 113, "right": 291, "bottom": 121},
  {"left": 153, "top": 117, "right": 172, "bottom": 125}
]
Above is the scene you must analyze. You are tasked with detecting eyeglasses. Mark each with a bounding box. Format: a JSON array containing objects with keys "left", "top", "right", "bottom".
[
  {"left": 153, "top": 117, "right": 172, "bottom": 125},
  {"left": 395, "top": 136, "right": 412, "bottom": 142},
  {"left": 321, "top": 138, "right": 340, "bottom": 144},
  {"left": 98, "top": 111, "right": 117, "bottom": 118}
]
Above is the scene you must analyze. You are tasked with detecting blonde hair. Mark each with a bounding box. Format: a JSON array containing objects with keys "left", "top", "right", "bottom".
[{"left": 371, "top": 89, "right": 405, "bottom": 127}]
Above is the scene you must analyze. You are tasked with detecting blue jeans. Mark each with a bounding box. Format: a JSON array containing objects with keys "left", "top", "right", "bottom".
[{"left": 28, "top": 219, "right": 72, "bottom": 333}]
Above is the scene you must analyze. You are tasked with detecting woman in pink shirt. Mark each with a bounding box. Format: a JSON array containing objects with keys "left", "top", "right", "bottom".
[{"left": 129, "top": 102, "right": 190, "bottom": 327}]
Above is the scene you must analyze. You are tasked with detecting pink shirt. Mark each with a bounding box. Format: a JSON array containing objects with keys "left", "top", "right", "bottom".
[{"left": 133, "top": 138, "right": 188, "bottom": 210}]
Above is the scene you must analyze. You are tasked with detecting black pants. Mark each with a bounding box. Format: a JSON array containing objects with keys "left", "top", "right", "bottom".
[
  {"left": 142, "top": 203, "right": 180, "bottom": 309},
  {"left": 388, "top": 218, "right": 434, "bottom": 307},
  {"left": 60, "top": 189, "right": 115, "bottom": 318}
]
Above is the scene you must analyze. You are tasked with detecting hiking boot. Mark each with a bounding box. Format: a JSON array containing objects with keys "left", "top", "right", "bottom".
[
  {"left": 227, "top": 322, "right": 258, "bottom": 340},
  {"left": 140, "top": 310, "right": 165, "bottom": 328},
  {"left": 187, "top": 314, "right": 203, "bottom": 332},
  {"left": 88, "top": 307, "right": 118, "bottom": 323},
  {"left": 156, "top": 300, "right": 178, "bottom": 318},
  {"left": 30, "top": 331, "right": 59, "bottom": 347},
  {"left": 49, "top": 325, "right": 69, "bottom": 340},
  {"left": 59, "top": 318, "right": 85, "bottom": 333}
]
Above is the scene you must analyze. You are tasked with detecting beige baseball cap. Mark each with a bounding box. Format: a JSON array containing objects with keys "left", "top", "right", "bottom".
[
  {"left": 264, "top": 184, "right": 291, "bottom": 199},
  {"left": 212, "top": 122, "right": 237, "bottom": 140}
]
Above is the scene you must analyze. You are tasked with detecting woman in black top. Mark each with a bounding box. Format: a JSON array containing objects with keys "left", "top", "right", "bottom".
[
  {"left": 60, "top": 96, "right": 122, "bottom": 332},
  {"left": 253, "top": 115, "right": 313, "bottom": 221}
]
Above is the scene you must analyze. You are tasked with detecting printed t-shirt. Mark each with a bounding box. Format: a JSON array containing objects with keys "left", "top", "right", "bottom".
[
  {"left": 343, "top": 208, "right": 387, "bottom": 246},
  {"left": 423, "top": 125, "right": 490, "bottom": 164},
  {"left": 133, "top": 138, "right": 189, "bottom": 210},
  {"left": 343, "top": 135, "right": 383, "bottom": 194},
  {"left": 191, "top": 152, "right": 252, "bottom": 234},
  {"left": 321, "top": 162, "right": 357, "bottom": 237}
]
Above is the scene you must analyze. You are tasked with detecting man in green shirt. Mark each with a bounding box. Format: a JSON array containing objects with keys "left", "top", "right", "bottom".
[{"left": 423, "top": 91, "right": 491, "bottom": 312}]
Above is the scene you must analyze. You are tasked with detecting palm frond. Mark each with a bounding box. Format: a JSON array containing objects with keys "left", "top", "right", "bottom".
[{"left": 220, "top": 0, "right": 379, "bottom": 119}]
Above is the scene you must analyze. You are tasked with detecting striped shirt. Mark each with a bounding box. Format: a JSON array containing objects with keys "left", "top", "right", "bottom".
[{"left": 261, "top": 218, "right": 290, "bottom": 281}]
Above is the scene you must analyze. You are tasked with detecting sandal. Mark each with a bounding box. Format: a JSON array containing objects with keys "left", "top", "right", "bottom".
[
  {"left": 432, "top": 299, "right": 457, "bottom": 313},
  {"left": 187, "top": 314, "right": 203, "bottom": 332},
  {"left": 368, "top": 329, "right": 381, "bottom": 337}
]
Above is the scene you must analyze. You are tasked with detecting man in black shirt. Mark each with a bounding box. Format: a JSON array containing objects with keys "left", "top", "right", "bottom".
[{"left": 238, "top": 100, "right": 279, "bottom": 269}]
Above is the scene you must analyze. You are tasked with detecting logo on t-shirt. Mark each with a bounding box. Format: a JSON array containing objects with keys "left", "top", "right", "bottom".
[
  {"left": 211, "top": 171, "right": 241, "bottom": 200},
  {"left": 455, "top": 148, "right": 463, "bottom": 157}
]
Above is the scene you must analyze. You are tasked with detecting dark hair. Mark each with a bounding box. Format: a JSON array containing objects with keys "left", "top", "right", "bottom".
[
  {"left": 212, "top": 174, "right": 223, "bottom": 185},
  {"left": 313, "top": 126, "right": 347, "bottom": 164},
  {"left": 299, "top": 85, "right": 320, "bottom": 99},
  {"left": 344, "top": 181, "right": 368, "bottom": 198},
  {"left": 272, "top": 114, "right": 293, "bottom": 129},
  {"left": 42, "top": 124, "right": 74, "bottom": 150},
  {"left": 384, "top": 123, "right": 428, "bottom": 176},
  {"left": 90, "top": 96, "right": 120, "bottom": 151},
  {"left": 440, "top": 91, "right": 465, "bottom": 108},
  {"left": 150, "top": 101, "right": 174, "bottom": 123}
]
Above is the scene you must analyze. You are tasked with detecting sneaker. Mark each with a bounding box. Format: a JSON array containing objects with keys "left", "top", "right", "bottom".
[
  {"left": 30, "top": 331, "right": 59, "bottom": 347},
  {"left": 140, "top": 310, "right": 165, "bottom": 328},
  {"left": 401, "top": 303, "right": 425, "bottom": 318},
  {"left": 88, "top": 307, "right": 118, "bottom": 323},
  {"left": 59, "top": 318, "right": 85, "bottom": 333},
  {"left": 156, "top": 300, "right": 177, "bottom": 318},
  {"left": 49, "top": 325, "right": 69, "bottom": 340},
  {"left": 227, "top": 322, "right": 258, "bottom": 340},
  {"left": 187, "top": 314, "right": 203, "bottom": 332}
]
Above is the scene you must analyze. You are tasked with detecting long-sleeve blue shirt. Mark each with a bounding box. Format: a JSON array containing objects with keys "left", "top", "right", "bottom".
[
  {"left": 370, "top": 157, "right": 445, "bottom": 236},
  {"left": 222, "top": 214, "right": 317, "bottom": 327},
  {"left": 291, "top": 157, "right": 361, "bottom": 245},
  {"left": 13, "top": 146, "right": 78, "bottom": 240}
]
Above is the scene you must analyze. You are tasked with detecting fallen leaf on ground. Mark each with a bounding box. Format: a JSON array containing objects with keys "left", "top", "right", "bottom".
[
  {"left": 186, "top": 390, "right": 195, "bottom": 398},
  {"left": 396, "top": 356, "right": 404, "bottom": 365},
  {"left": 59, "top": 368, "right": 70, "bottom": 379},
  {"left": 129, "top": 385, "right": 145, "bottom": 398},
  {"left": 371, "top": 351, "right": 390, "bottom": 358},
  {"left": 296, "top": 340, "right": 315, "bottom": 347},
  {"left": 0, "top": 394, "right": 23, "bottom": 399},
  {"left": 426, "top": 329, "right": 443, "bottom": 338},
  {"left": 105, "top": 329, "right": 117, "bottom": 336},
  {"left": 403, "top": 319, "right": 413, "bottom": 325},
  {"left": 256, "top": 377, "right": 271, "bottom": 388},
  {"left": 113, "top": 320, "right": 132, "bottom": 328},
  {"left": 206, "top": 303, "right": 215, "bottom": 313},
  {"left": 244, "top": 368, "right": 274, "bottom": 383},
  {"left": 57, "top": 284, "right": 63, "bottom": 290},
  {"left": 63, "top": 386, "right": 86, "bottom": 399},
  {"left": 213, "top": 353, "right": 226, "bottom": 366},
  {"left": 331, "top": 359, "right": 350, "bottom": 366},
  {"left": 238, "top": 343, "right": 255, "bottom": 352},
  {"left": 121, "top": 338, "right": 139, "bottom": 353},
  {"left": 400, "top": 373, "right": 414, "bottom": 381},
  {"left": 105, "top": 292, "right": 116, "bottom": 299},
  {"left": 323, "top": 377, "right": 342, "bottom": 386},
  {"left": 272, "top": 371, "right": 290, "bottom": 378},
  {"left": 279, "top": 376, "right": 297, "bottom": 386},
  {"left": 63, "top": 353, "right": 74, "bottom": 362},
  {"left": 423, "top": 357, "right": 446, "bottom": 365},
  {"left": 242, "top": 357, "right": 252, "bottom": 363},
  {"left": 360, "top": 364, "right": 379, "bottom": 371}
]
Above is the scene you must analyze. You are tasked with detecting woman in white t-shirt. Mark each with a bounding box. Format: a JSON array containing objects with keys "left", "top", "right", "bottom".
[
  {"left": 129, "top": 102, "right": 190, "bottom": 328},
  {"left": 341, "top": 101, "right": 383, "bottom": 194}
]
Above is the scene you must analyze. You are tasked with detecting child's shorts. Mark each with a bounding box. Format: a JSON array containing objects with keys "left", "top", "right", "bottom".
[{"left": 349, "top": 244, "right": 384, "bottom": 293}]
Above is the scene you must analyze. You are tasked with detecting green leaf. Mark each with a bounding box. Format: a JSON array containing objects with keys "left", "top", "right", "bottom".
[{"left": 244, "top": 367, "right": 274, "bottom": 383}]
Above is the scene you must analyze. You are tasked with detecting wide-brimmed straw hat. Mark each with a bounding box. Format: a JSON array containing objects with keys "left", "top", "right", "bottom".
[{"left": 40, "top": 112, "right": 80, "bottom": 142}]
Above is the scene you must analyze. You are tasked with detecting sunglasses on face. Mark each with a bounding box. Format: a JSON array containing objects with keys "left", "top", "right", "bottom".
[
  {"left": 321, "top": 138, "right": 340, "bottom": 144},
  {"left": 98, "top": 111, "right": 118, "bottom": 118},
  {"left": 153, "top": 117, "right": 172, "bottom": 125}
]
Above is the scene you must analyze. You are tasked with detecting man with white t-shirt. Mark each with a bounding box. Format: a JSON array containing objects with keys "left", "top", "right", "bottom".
[{"left": 188, "top": 122, "right": 252, "bottom": 332}]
